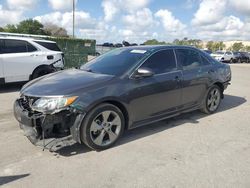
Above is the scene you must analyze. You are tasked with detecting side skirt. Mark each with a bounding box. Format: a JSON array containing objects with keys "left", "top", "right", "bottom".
[{"left": 129, "top": 105, "right": 202, "bottom": 130}]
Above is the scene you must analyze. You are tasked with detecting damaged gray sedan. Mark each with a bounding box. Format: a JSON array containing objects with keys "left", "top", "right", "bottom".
[{"left": 14, "top": 46, "right": 231, "bottom": 150}]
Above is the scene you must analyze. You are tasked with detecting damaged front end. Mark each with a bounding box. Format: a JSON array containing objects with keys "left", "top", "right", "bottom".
[{"left": 14, "top": 95, "right": 85, "bottom": 150}]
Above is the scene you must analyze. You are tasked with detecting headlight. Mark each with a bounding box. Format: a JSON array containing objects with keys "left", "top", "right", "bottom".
[{"left": 32, "top": 96, "right": 78, "bottom": 113}]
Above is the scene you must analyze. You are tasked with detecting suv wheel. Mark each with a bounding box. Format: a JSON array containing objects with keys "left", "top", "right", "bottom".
[
  {"left": 32, "top": 66, "right": 55, "bottom": 80},
  {"left": 80, "top": 103, "right": 125, "bottom": 150},
  {"left": 201, "top": 85, "right": 222, "bottom": 114}
]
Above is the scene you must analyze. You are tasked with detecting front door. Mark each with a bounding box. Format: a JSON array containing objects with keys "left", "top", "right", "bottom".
[{"left": 128, "top": 49, "right": 182, "bottom": 125}]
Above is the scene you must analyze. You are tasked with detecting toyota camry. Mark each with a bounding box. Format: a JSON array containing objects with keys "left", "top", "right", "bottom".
[{"left": 14, "top": 46, "right": 231, "bottom": 150}]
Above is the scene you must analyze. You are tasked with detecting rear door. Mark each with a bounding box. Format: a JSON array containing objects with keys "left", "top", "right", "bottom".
[
  {"left": 128, "top": 49, "right": 182, "bottom": 124},
  {"left": 2, "top": 39, "right": 41, "bottom": 83},
  {"left": 175, "top": 48, "right": 209, "bottom": 110}
]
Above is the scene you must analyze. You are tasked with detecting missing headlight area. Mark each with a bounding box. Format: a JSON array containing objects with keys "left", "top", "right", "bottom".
[{"left": 14, "top": 96, "right": 85, "bottom": 151}]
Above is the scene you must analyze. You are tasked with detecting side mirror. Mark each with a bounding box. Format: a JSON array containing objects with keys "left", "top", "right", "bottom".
[{"left": 134, "top": 68, "right": 154, "bottom": 78}]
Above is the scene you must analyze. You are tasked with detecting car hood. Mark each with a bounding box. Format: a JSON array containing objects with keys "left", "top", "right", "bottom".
[{"left": 21, "top": 69, "right": 114, "bottom": 96}]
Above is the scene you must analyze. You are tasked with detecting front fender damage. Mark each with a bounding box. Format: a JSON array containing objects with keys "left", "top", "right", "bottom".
[{"left": 14, "top": 99, "right": 85, "bottom": 151}]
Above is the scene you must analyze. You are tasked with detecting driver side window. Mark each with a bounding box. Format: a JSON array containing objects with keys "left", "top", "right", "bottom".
[{"left": 140, "top": 49, "right": 177, "bottom": 74}]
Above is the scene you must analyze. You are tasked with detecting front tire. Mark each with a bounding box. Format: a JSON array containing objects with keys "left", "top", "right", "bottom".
[
  {"left": 201, "top": 85, "right": 222, "bottom": 114},
  {"left": 80, "top": 103, "right": 125, "bottom": 150}
]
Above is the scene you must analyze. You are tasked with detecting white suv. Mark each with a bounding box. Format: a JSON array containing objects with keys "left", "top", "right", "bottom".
[
  {"left": 211, "top": 51, "right": 235, "bottom": 63},
  {"left": 0, "top": 36, "right": 64, "bottom": 84}
]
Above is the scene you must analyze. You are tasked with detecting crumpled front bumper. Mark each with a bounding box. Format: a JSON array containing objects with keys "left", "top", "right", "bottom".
[{"left": 13, "top": 99, "right": 85, "bottom": 150}]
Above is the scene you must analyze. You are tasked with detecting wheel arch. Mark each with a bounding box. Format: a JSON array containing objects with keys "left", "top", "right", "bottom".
[
  {"left": 85, "top": 99, "right": 130, "bottom": 130},
  {"left": 213, "top": 82, "right": 224, "bottom": 99},
  {"left": 30, "top": 64, "right": 54, "bottom": 80}
]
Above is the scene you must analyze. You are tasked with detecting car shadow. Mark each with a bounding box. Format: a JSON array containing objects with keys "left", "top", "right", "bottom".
[
  {"left": 0, "top": 174, "right": 30, "bottom": 186},
  {"left": 0, "top": 82, "right": 26, "bottom": 93},
  {"left": 54, "top": 94, "right": 246, "bottom": 157}
]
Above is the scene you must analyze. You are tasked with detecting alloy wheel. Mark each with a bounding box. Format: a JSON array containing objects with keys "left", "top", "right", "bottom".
[
  {"left": 90, "top": 110, "right": 122, "bottom": 146},
  {"left": 207, "top": 88, "right": 221, "bottom": 112}
]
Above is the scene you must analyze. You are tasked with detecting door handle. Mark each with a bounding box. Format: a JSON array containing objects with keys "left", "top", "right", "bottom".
[{"left": 174, "top": 76, "right": 181, "bottom": 82}]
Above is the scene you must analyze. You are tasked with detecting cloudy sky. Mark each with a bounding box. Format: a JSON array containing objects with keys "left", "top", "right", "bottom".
[{"left": 0, "top": 0, "right": 250, "bottom": 43}]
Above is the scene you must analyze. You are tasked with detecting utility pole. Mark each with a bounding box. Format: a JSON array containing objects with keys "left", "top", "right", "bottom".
[{"left": 73, "top": 0, "right": 75, "bottom": 38}]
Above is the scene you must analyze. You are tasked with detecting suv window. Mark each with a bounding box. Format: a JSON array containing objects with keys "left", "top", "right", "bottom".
[
  {"left": 3, "top": 40, "right": 27, "bottom": 53},
  {"left": 175, "top": 49, "right": 202, "bottom": 70},
  {"left": 0, "top": 39, "right": 3, "bottom": 54},
  {"left": 226, "top": 52, "right": 232, "bottom": 55},
  {"left": 2, "top": 39, "right": 37, "bottom": 53},
  {"left": 35, "top": 41, "right": 61, "bottom": 51},
  {"left": 27, "top": 43, "right": 37, "bottom": 52},
  {"left": 140, "top": 49, "right": 177, "bottom": 74}
]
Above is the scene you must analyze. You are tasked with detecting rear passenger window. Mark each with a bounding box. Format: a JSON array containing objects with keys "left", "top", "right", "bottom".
[
  {"left": 27, "top": 42, "right": 37, "bottom": 52},
  {"left": 175, "top": 49, "right": 202, "bottom": 70},
  {"left": 141, "top": 49, "right": 177, "bottom": 74}
]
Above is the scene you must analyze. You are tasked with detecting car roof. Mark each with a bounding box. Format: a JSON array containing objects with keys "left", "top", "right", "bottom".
[
  {"left": 0, "top": 36, "right": 56, "bottom": 43},
  {"left": 120, "top": 45, "right": 199, "bottom": 51}
]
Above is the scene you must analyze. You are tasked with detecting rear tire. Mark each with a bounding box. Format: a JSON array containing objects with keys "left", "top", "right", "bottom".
[
  {"left": 201, "top": 85, "right": 222, "bottom": 114},
  {"left": 32, "top": 66, "right": 55, "bottom": 80},
  {"left": 80, "top": 103, "right": 125, "bottom": 150}
]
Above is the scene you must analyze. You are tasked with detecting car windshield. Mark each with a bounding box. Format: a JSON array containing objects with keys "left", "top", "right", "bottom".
[{"left": 80, "top": 48, "right": 150, "bottom": 76}]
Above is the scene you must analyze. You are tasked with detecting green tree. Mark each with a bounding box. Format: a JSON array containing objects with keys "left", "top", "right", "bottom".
[
  {"left": 143, "top": 39, "right": 166, "bottom": 45},
  {"left": 206, "top": 41, "right": 225, "bottom": 52},
  {"left": 4, "top": 24, "right": 18, "bottom": 33},
  {"left": 214, "top": 41, "right": 225, "bottom": 51},
  {"left": 173, "top": 38, "right": 202, "bottom": 48},
  {"left": 232, "top": 42, "right": 244, "bottom": 51},
  {"left": 0, "top": 27, "right": 4, "bottom": 32},
  {"left": 206, "top": 41, "right": 214, "bottom": 51},
  {"left": 16, "top": 19, "right": 48, "bottom": 35},
  {"left": 244, "top": 46, "right": 250, "bottom": 52}
]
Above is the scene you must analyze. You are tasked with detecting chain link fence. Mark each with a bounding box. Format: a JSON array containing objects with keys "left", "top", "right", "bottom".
[{"left": 49, "top": 38, "right": 96, "bottom": 68}]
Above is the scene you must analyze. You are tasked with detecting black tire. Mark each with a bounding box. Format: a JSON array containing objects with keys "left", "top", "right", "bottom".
[
  {"left": 80, "top": 103, "right": 125, "bottom": 150},
  {"left": 201, "top": 85, "right": 222, "bottom": 114},
  {"left": 32, "top": 66, "right": 55, "bottom": 80},
  {"left": 229, "top": 58, "right": 233, "bottom": 64}
]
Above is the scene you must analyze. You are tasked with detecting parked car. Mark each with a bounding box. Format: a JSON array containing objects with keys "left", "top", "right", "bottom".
[
  {"left": 14, "top": 46, "right": 231, "bottom": 150},
  {"left": 233, "top": 52, "right": 241, "bottom": 63},
  {"left": 0, "top": 36, "right": 64, "bottom": 84},
  {"left": 211, "top": 51, "right": 235, "bottom": 63},
  {"left": 114, "top": 43, "right": 123, "bottom": 48},
  {"left": 102, "top": 43, "right": 114, "bottom": 47},
  {"left": 236, "top": 52, "right": 250, "bottom": 63}
]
